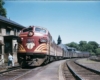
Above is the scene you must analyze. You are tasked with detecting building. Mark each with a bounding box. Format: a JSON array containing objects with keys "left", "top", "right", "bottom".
[{"left": 0, "top": 16, "right": 25, "bottom": 65}]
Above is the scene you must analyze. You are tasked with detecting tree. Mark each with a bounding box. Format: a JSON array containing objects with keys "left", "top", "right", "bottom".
[
  {"left": 66, "top": 40, "right": 99, "bottom": 56},
  {"left": 79, "top": 41, "right": 87, "bottom": 46},
  {"left": 79, "top": 41, "right": 87, "bottom": 51},
  {"left": 0, "top": 0, "right": 7, "bottom": 17},
  {"left": 86, "top": 44, "right": 93, "bottom": 52},
  {"left": 88, "top": 41, "right": 99, "bottom": 53},
  {"left": 57, "top": 35, "right": 62, "bottom": 45},
  {"left": 66, "top": 42, "right": 79, "bottom": 50},
  {"left": 95, "top": 48, "right": 100, "bottom": 56},
  {"left": 88, "top": 41, "right": 98, "bottom": 49}
]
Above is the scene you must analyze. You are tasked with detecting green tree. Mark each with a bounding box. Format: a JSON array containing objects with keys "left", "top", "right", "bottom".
[
  {"left": 88, "top": 41, "right": 99, "bottom": 53},
  {"left": 88, "top": 41, "right": 98, "bottom": 49},
  {"left": 66, "top": 42, "right": 79, "bottom": 50},
  {"left": 66, "top": 40, "right": 99, "bottom": 55},
  {"left": 79, "top": 41, "right": 87, "bottom": 51},
  {"left": 57, "top": 35, "right": 62, "bottom": 45},
  {"left": 95, "top": 48, "right": 100, "bottom": 55},
  {"left": 79, "top": 41, "right": 87, "bottom": 46},
  {"left": 0, "top": 0, "right": 6, "bottom": 17},
  {"left": 86, "top": 44, "right": 93, "bottom": 52}
]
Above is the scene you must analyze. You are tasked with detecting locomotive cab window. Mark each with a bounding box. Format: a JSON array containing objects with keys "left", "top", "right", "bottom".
[
  {"left": 35, "top": 27, "right": 46, "bottom": 34},
  {"left": 23, "top": 27, "right": 33, "bottom": 32}
]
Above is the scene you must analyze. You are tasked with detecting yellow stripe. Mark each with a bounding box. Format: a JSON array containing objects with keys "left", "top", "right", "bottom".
[
  {"left": 34, "top": 50, "right": 47, "bottom": 53},
  {"left": 34, "top": 44, "right": 47, "bottom": 52},
  {"left": 36, "top": 44, "right": 46, "bottom": 50},
  {"left": 40, "top": 47, "right": 47, "bottom": 51},
  {"left": 18, "top": 44, "right": 22, "bottom": 50},
  {"left": 18, "top": 50, "right": 26, "bottom": 52},
  {"left": 38, "top": 46, "right": 47, "bottom": 50},
  {"left": 35, "top": 43, "right": 47, "bottom": 51},
  {"left": 36, "top": 46, "right": 47, "bottom": 51},
  {"left": 18, "top": 44, "right": 26, "bottom": 52},
  {"left": 19, "top": 45, "right": 23, "bottom": 50}
]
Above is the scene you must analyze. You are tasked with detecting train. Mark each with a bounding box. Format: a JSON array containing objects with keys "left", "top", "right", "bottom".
[{"left": 17, "top": 26, "right": 90, "bottom": 67}]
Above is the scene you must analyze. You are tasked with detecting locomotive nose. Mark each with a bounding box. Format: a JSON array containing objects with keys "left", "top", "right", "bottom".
[
  {"left": 26, "top": 38, "right": 35, "bottom": 49},
  {"left": 28, "top": 31, "right": 34, "bottom": 37}
]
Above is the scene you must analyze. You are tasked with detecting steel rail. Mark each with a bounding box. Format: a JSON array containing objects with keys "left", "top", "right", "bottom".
[
  {"left": 67, "top": 62, "right": 83, "bottom": 80},
  {"left": 66, "top": 59, "right": 100, "bottom": 80},
  {"left": 0, "top": 66, "right": 21, "bottom": 75},
  {"left": 75, "top": 61, "right": 100, "bottom": 74}
]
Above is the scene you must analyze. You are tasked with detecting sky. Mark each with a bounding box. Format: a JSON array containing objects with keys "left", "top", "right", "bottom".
[{"left": 3, "top": 1, "right": 100, "bottom": 44}]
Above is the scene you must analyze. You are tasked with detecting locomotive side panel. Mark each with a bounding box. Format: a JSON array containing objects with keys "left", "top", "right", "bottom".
[{"left": 56, "top": 46, "right": 63, "bottom": 59}]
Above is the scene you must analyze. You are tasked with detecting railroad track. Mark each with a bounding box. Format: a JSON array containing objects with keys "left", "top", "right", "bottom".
[
  {"left": 66, "top": 59, "right": 100, "bottom": 80},
  {"left": 0, "top": 66, "right": 21, "bottom": 74},
  {"left": 0, "top": 63, "right": 50, "bottom": 80},
  {"left": 63, "top": 61, "right": 76, "bottom": 80},
  {"left": 0, "top": 66, "right": 35, "bottom": 80}
]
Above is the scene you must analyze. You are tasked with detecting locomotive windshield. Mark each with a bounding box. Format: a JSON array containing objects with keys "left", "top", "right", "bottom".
[
  {"left": 23, "top": 27, "right": 33, "bottom": 32},
  {"left": 35, "top": 27, "right": 46, "bottom": 34}
]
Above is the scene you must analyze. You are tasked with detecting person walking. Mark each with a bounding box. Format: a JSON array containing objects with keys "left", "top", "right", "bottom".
[{"left": 8, "top": 53, "right": 14, "bottom": 66}]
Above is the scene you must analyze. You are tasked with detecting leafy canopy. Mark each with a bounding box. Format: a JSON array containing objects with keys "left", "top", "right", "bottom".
[
  {"left": 66, "top": 41, "right": 99, "bottom": 56},
  {"left": 0, "top": 0, "right": 6, "bottom": 17}
]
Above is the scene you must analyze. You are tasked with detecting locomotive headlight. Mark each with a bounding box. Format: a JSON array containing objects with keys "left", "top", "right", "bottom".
[
  {"left": 39, "top": 38, "right": 47, "bottom": 43},
  {"left": 28, "top": 31, "right": 34, "bottom": 37},
  {"left": 21, "top": 38, "right": 23, "bottom": 41}
]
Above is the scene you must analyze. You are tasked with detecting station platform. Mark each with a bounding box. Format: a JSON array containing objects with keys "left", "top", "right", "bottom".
[
  {"left": 0, "top": 62, "right": 19, "bottom": 72},
  {"left": 76, "top": 58, "right": 100, "bottom": 71}
]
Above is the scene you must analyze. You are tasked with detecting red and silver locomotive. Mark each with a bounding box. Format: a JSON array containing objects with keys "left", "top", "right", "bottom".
[
  {"left": 17, "top": 26, "right": 63, "bottom": 67},
  {"left": 17, "top": 26, "right": 90, "bottom": 67}
]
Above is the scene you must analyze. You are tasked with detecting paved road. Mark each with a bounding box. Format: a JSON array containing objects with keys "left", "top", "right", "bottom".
[{"left": 16, "top": 60, "right": 66, "bottom": 80}]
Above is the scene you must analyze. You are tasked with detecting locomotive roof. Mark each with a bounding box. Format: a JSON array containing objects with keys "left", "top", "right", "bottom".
[
  {"left": 27, "top": 26, "right": 48, "bottom": 31},
  {"left": 35, "top": 26, "right": 48, "bottom": 30},
  {"left": 24, "top": 26, "right": 49, "bottom": 33}
]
